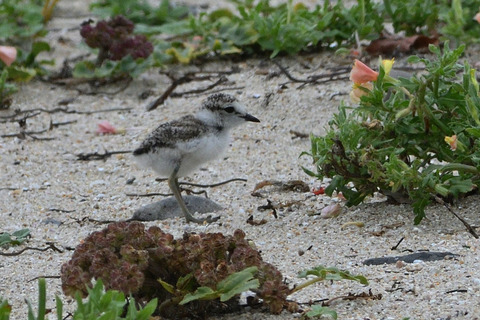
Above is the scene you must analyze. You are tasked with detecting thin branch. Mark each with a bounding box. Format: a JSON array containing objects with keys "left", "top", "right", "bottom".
[
  {"left": 434, "top": 196, "right": 479, "bottom": 238},
  {"left": 28, "top": 275, "right": 61, "bottom": 282},
  {"left": 273, "top": 60, "right": 350, "bottom": 87},
  {"left": 146, "top": 68, "right": 241, "bottom": 111},
  {"left": 67, "top": 216, "right": 116, "bottom": 225},
  {"left": 0, "top": 107, "right": 133, "bottom": 122},
  {"left": 0, "top": 243, "right": 63, "bottom": 256},
  {"left": 179, "top": 178, "right": 247, "bottom": 188},
  {"left": 126, "top": 192, "right": 172, "bottom": 197},
  {"left": 146, "top": 74, "right": 212, "bottom": 111},
  {"left": 126, "top": 178, "right": 247, "bottom": 197},
  {"left": 51, "top": 120, "right": 78, "bottom": 127},
  {"left": 170, "top": 75, "right": 229, "bottom": 97},
  {"left": 76, "top": 150, "right": 132, "bottom": 161}
]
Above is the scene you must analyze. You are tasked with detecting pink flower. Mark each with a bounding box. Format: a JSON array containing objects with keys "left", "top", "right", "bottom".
[
  {"left": 474, "top": 12, "right": 480, "bottom": 24},
  {"left": 0, "top": 46, "right": 17, "bottom": 66},
  {"left": 350, "top": 59, "right": 379, "bottom": 84},
  {"left": 96, "top": 120, "right": 123, "bottom": 134}
]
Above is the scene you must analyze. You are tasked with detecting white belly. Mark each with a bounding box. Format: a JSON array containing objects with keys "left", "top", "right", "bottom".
[{"left": 135, "top": 131, "right": 230, "bottom": 177}]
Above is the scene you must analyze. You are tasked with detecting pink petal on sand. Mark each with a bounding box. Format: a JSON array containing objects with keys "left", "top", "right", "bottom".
[{"left": 96, "top": 120, "right": 117, "bottom": 134}]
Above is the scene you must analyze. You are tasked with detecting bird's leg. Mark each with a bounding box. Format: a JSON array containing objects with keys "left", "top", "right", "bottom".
[{"left": 168, "top": 166, "right": 219, "bottom": 224}]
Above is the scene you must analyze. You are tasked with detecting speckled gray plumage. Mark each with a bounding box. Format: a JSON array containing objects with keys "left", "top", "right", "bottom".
[
  {"left": 201, "top": 93, "right": 237, "bottom": 111},
  {"left": 133, "top": 115, "right": 216, "bottom": 155}
]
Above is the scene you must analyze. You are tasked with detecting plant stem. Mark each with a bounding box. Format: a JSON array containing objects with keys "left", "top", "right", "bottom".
[{"left": 290, "top": 277, "right": 324, "bottom": 295}]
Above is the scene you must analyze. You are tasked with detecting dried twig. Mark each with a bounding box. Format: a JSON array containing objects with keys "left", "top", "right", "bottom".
[
  {"left": 179, "top": 178, "right": 247, "bottom": 188},
  {"left": 76, "top": 150, "right": 132, "bottom": 161},
  {"left": 126, "top": 192, "right": 172, "bottom": 197},
  {"left": 170, "top": 75, "right": 230, "bottom": 98},
  {"left": 146, "top": 68, "right": 241, "bottom": 111},
  {"left": 67, "top": 216, "right": 116, "bottom": 225},
  {"left": 289, "top": 130, "right": 309, "bottom": 139},
  {"left": 28, "top": 275, "right": 61, "bottom": 282},
  {"left": 322, "top": 289, "right": 382, "bottom": 306},
  {"left": 434, "top": 196, "right": 479, "bottom": 238},
  {"left": 0, "top": 107, "right": 133, "bottom": 122},
  {"left": 391, "top": 237, "right": 405, "bottom": 250},
  {"left": 273, "top": 60, "right": 349, "bottom": 87},
  {"left": 126, "top": 178, "right": 248, "bottom": 197},
  {"left": 0, "top": 242, "right": 63, "bottom": 256}
]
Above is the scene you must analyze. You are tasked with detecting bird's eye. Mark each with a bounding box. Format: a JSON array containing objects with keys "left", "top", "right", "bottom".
[{"left": 224, "top": 106, "right": 235, "bottom": 113}]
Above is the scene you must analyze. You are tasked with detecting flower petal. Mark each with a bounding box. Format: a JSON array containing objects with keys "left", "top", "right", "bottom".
[
  {"left": 96, "top": 120, "right": 117, "bottom": 134},
  {"left": 0, "top": 46, "right": 17, "bottom": 66},
  {"left": 474, "top": 12, "right": 480, "bottom": 24},
  {"left": 381, "top": 58, "right": 395, "bottom": 75},
  {"left": 350, "top": 59, "right": 379, "bottom": 84},
  {"left": 444, "top": 135, "right": 457, "bottom": 151}
]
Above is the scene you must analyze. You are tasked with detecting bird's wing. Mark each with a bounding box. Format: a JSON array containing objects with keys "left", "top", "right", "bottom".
[{"left": 133, "top": 116, "right": 208, "bottom": 155}]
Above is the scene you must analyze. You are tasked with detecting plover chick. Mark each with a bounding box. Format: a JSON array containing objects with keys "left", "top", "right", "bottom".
[{"left": 133, "top": 93, "right": 260, "bottom": 224}]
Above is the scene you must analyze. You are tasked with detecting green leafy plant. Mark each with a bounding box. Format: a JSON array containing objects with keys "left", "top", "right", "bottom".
[
  {"left": 173, "top": 0, "right": 384, "bottom": 59},
  {"left": 0, "top": 278, "right": 156, "bottom": 320},
  {"left": 0, "top": 0, "right": 46, "bottom": 42},
  {"left": 26, "top": 278, "right": 46, "bottom": 320},
  {"left": 438, "top": 0, "right": 480, "bottom": 44},
  {"left": 90, "top": 0, "right": 189, "bottom": 28},
  {"left": 0, "top": 228, "right": 30, "bottom": 247},
  {"left": 304, "top": 43, "right": 480, "bottom": 223},
  {"left": 382, "top": 0, "right": 440, "bottom": 35},
  {"left": 178, "top": 266, "right": 259, "bottom": 305},
  {"left": 0, "top": 41, "right": 51, "bottom": 107},
  {"left": 0, "top": 69, "right": 17, "bottom": 108},
  {"left": 303, "top": 305, "right": 338, "bottom": 320},
  {"left": 72, "top": 280, "right": 157, "bottom": 320}
]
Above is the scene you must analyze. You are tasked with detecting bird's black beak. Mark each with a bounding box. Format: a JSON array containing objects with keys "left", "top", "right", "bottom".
[{"left": 243, "top": 113, "right": 260, "bottom": 123}]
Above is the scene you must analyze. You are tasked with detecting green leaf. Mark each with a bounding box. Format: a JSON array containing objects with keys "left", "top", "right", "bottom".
[
  {"left": 6, "top": 66, "right": 37, "bottom": 82},
  {"left": 72, "top": 61, "right": 96, "bottom": 78},
  {"left": 465, "top": 127, "right": 480, "bottom": 138},
  {"left": 55, "top": 296, "right": 63, "bottom": 320},
  {"left": 217, "top": 266, "right": 259, "bottom": 301},
  {"left": 180, "top": 287, "right": 218, "bottom": 305},
  {"left": 298, "top": 265, "right": 368, "bottom": 285},
  {"left": 12, "top": 228, "right": 30, "bottom": 240},
  {"left": 0, "top": 299, "right": 11, "bottom": 320},
  {"left": 158, "top": 278, "right": 175, "bottom": 294},
  {"left": 134, "top": 298, "right": 157, "bottom": 320},
  {"left": 25, "top": 42, "right": 51, "bottom": 67},
  {"left": 305, "top": 305, "right": 338, "bottom": 319}
]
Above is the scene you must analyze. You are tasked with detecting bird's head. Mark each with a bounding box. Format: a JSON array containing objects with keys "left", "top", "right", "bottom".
[{"left": 197, "top": 93, "right": 260, "bottom": 128}]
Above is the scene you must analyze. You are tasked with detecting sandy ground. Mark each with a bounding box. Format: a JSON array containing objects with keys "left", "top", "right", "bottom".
[{"left": 1, "top": 1, "right": 480, "bottom": 319}]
